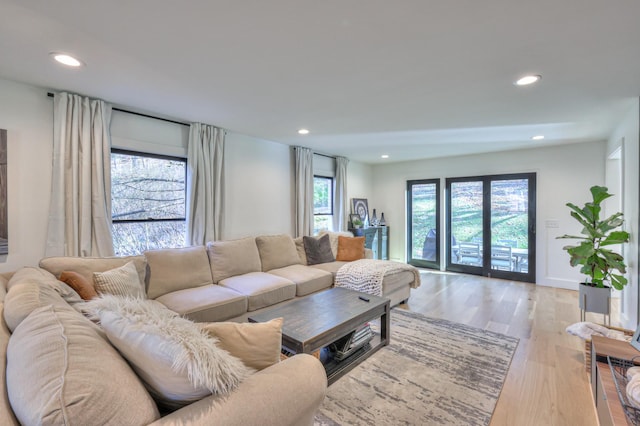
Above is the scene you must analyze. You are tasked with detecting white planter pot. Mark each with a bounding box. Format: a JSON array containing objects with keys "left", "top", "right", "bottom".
[{"left": 578, "top": 283, "right": 611, "bottom": 315}]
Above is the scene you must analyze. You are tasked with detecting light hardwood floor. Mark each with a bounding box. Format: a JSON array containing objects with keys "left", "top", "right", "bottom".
[{"left": 398, "top": 270, "right": 619, "bottom": 426}]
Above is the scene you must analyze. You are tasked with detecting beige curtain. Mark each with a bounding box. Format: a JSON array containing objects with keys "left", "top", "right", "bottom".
[
  {"left": 46, "top": 92, "right": 114, "bottom": 257},
  {"left": 187, "top": 123, "right": 225, "bottom": 245},
  {"left": 295, "top": 146, "right": 314, "bottom": 237},
  {"left": 333, "top": 156, "right": 349, "bottom": 231}
]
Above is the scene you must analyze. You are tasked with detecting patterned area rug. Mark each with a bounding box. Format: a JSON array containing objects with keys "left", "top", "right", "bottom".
[{"left": 314, "top": 309, "right": 519, "bottom": 426}]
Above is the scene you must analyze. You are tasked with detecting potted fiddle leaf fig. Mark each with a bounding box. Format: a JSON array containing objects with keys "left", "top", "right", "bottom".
[{"left": 557, "top": 185, "right": 630, "bottom": 316}]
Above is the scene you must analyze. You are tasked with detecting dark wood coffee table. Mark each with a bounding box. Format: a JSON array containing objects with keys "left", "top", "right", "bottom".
[{"left": 248, "top": 287, "right": 390, "bottom": 385}]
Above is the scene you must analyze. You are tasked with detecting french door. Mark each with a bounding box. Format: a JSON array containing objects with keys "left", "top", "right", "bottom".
[
  {"left": 407, "top": 179, "right": 440, "bottom": 269},
  {"left": 446, "top": 173, "right": 536, "bottom": 283}
]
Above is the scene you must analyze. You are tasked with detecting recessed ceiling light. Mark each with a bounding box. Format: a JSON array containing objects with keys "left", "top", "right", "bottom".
[
  {"left": 531, "top": 135, "right": 545, "bottom": 140},
  {"left": 50, "top": 52, "right": 83, "bottom": 67},
  {"left": 515, "top": 75, "right": 541, "bottom": 86},
  {"left": 381, "top": 154, "right": 389, "bottom": 159},
  {"left": 298, "top": 129, "right": 309, "bottom": 135}
]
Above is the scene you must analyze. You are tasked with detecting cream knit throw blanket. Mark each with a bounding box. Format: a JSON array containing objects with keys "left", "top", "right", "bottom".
[{"left": 335, "top": 259, "right": 421, "bottom": 297}]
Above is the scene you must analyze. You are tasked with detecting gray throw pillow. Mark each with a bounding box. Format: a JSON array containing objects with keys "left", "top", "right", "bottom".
[{"left": 303, "top": 234, "right": 335, "bottom": 265}]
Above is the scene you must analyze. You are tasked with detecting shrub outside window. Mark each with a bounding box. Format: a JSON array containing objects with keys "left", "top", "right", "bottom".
[
  {"left": 111, "top": 149, "right": 187, "bottom": 255},
  {"left": 314, "top": 176, "right": 333, "bottom": 234}
]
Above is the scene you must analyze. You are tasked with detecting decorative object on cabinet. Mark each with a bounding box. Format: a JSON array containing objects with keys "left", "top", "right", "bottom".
[
  {"left": 379, "top": 212, "right": 386, "bottom": 226},
  {"left": 351, "top": 198, "right": 369, "bottom": 226},
  {"left": 349, "top": 214, "right": 363, "bottom": 229},
  {"left": 370, "top": 209, "right": 378, "bottom": 226}
]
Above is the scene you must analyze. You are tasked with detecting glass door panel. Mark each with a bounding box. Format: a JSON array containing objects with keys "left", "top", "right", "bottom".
[
  {"left": 449, "top": 180, "right": 484, "bottom": 271},
  {"left": 446, "top": 173, "right": 536, "bottom": 283},
  {"left": 407, "top": 179, "right": 440, "bottom": 269},
  {"left": 490, "top": 179, "right": 529, "bottom": 273}
]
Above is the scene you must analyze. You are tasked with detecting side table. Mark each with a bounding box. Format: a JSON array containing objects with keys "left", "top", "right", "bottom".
[{"left": 591, "top": 336, "right": 640, "bottom": 425}]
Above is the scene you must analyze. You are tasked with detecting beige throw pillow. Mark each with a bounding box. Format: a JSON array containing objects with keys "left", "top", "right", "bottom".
[
  {"left": 200, "top": 318, "right": 283, "bottom": 371},
  {"left": 93, "top": 261, "right": 145, "bottom": 298},
  {"left": 83, "top": 295, "right": 254, "bottom": 410}
]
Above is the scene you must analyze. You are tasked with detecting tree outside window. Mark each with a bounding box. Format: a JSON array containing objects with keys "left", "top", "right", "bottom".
[
  {"left": 111, "top": 150, "right": 187, "bottom": 255},
  {"left": 314, "top": 176, "right": 333, "bottom": 234}
]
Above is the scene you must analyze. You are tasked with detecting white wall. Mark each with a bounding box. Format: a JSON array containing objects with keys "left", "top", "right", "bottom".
[
  {"left": 346, "top": 160, "right": 374, "bottom": 212},
  {"left": 222, "top": 132, "right": 294, "bottom": 239},
  {"left": 0, "top": 79, "right": 53, "bottom": 272},
  {"left": 607, "top": 99, "right": 640, "bottom": 329},
  {"left": 369, "top": 141, "right": 607, "bottom": 289}
]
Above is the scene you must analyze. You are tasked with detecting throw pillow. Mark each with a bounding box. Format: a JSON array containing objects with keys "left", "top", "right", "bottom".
[
  {"left": 93, "top": 261, "right": 145, "bottom": 299},
  {"left": 200, "top": 318, "right": 283, "bottom": 371},
  {"left": 82, "top": 295, "right": 254, "bottom": 410},
  {"left": 303, "top": 234, "right": 335, "bottom": 265},
  {"left": 60, "top": 270, "right": 98, "bottom": 300},
  {"left": 336, "top": 236, "right": 366, "bottom": 261}
]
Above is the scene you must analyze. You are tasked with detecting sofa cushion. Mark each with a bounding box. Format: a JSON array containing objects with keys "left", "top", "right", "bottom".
[
  {"left": 206, "top": 237, "right": 262, "bottom": 284},
  {"left": 94, "top": 261, "right": 146, "bottom": 298},
  {"left": 39, "top": 255, "right": 147, "bottom": 290},
  {"left": 336, "top": 236, "right": 366, "bottom": 261},
  {"left": 219, "top": 272, "right": 296, "bottom": 311},
  {"left": 156, "top": 285, "right": 248, "bottom": 323},
  {"left": 145, "top": 246, "right": 213, "bottom": 299},
  {"left": 294, "top": 236, "right": 308, "bottom": 265},
  {"left": 3, "top": 268, "right": 84, "bottom": 332},
  {"left": 0, "top": 302, "right": 18, "bottom": 426},
  {"left": 200, "top": 317, "right": 283, "bottom": 371},
  {"left": 83, "top": 296, "right": 253, "bottom": 410},
  {"left": 318, "top": 231, "right": 354, "bottom": 257},
  {"left": 255, "top": 234, "right": 301, "bottom": 272},
  {"left": 60, "top": 270, "right": 98, "bottom": 300},
  {"left": 303, "top": 234, "right": 335, "bottom": 265},
  {"left": 310, "top": 260, "right": 350, "bottom": 277},
  {"left": 268, "top": 264, "right": 334, "bottom": 296},
  {"left": 6, "top": 305, "right": 160, "bottom": 425}
]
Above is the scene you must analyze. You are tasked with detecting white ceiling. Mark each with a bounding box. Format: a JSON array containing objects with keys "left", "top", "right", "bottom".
[{"left": 1, "top": 0, "right": 639, "bottom": 164}]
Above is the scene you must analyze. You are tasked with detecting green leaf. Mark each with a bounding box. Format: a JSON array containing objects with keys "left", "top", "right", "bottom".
[
  {"left": 611, "top": 274, "right": 628, "bottom": 291},
  {"left": 600, "top": 231, "right": 630, "bottom": 246},
  {"left": 590, "top": 185, "right": 613, "bottom": 205}
]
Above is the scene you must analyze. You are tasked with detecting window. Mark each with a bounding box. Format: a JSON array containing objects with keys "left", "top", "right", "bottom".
[
  {"left": 313, "top": 176, "right": 333, "bottom": 234},
  {"left": 111, "top": 149, "right": 187, "bottom": 255}
]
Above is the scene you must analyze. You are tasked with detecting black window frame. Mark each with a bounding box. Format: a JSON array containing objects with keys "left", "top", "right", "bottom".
[
  {"left": 313, "top": 175, "right": 334, "bottom": 217},
  {"left": 110, "top": 148, "right": 187, "bottom": 225}
]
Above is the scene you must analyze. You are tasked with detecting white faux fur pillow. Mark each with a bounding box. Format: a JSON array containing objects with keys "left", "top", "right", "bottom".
[{"left": 82, "top": 295, "right": 254, "bottom": 410}]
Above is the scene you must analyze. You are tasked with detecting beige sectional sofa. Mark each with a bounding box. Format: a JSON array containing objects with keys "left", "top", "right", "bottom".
[{"left": 0, "top": 232, "right": 418, "bottom": 425}]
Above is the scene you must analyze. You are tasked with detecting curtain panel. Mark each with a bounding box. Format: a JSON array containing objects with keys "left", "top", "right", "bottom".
[
  {"left": 333, "top": 156, "right": 349, "bottom": 231},
  {"left": 46, "top": 92, "right": 114, "bottom": 257},
  {"left": 294, "top": 146, "right": 314, "bottom": 237},
  {"left": 187, "top": 123, "right": 225, "bottom": 245}
]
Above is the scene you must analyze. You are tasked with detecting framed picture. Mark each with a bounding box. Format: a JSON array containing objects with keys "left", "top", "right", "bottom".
[
  {"left": 351, "top": 198, "right": 369, "bottom": 226},
  {"left": 349, "top": 213, "right": 363, "bottom": 228},
  {"left": 631, "top": 324, "right": 640, "bottom": 351}
]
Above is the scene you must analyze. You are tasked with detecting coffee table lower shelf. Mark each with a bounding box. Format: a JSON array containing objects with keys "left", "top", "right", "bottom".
[{"left": 322, "top": 335, "right": 384, "bottom": 384}]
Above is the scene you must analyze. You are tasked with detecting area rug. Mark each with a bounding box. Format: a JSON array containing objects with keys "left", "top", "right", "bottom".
[{"left": 314, "top": 309, "right": 519, "bottom": 426}]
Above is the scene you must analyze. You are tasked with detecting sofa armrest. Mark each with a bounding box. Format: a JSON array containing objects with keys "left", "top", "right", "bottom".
[{"left": 149, "top": 354, "right": 327, "bottom": 426}]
